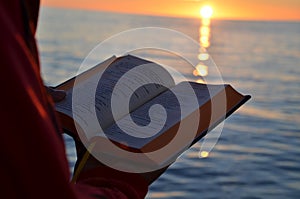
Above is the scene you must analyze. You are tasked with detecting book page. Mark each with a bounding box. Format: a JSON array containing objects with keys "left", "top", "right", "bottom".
[
  {"left": 55, "top": 56, "right": 117, "bottom": 118},
  {"left": 55, "top": 55, "right": 175, "bottom": 138},
  {"left": 102, "top": 81, "right": 226, "bottom": 149}
]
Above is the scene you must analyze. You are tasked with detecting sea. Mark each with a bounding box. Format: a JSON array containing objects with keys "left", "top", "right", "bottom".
[{"left": 37, "top": 7, "right": 300, "bottom": 199}]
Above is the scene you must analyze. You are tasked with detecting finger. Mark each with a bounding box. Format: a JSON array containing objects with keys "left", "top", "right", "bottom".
[
  {"left": 51, "top": 90, "right": 66, "bottom": 102},
  {"left": 46, "top": 87, "right": 66, "bottom": 102}
]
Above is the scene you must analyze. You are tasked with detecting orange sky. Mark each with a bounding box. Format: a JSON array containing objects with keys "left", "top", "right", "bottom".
[{"left": 41, "top": 0, "right": 300, "bottom": 20}]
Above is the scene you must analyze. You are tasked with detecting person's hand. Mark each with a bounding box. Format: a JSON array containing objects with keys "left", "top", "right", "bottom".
[
  {"left": 78, "top": 152, "right": 168, "bottom": 185},
  {"left": 139, "top": 165, "right": 169, "bottom": 184},
  {"left": 73, "top": 141, "right": 169, "bottom": 185},
  {"left": 45, "top": 86, "right": 66, "bottom": 102}
]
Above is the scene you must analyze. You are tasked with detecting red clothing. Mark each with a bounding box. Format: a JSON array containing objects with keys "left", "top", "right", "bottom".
[{"left": 0, "top": 1, "right": 148, "bottom": 198}]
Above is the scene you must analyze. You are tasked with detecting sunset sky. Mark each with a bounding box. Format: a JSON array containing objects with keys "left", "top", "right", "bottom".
[{"left": 41, "top": 0, "right": 300, "bottom": 21}]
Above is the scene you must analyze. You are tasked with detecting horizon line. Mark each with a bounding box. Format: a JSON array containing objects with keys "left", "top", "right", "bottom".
[{"left": 41, "top": 5, "right": 300, "bottom": 22}]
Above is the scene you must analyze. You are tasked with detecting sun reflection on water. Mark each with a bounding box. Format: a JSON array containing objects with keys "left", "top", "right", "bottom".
[
  {"left": 194, "top": 9, "right": 212, "bottom": 84},
  {"left": 197, "top": 52, "right": 209, "bottom": 61},
  {"left": 199, "top": 150, "right": 210, "bottom": 158},
  {"left": 199, "top": 18, "right": 211, "bottom": 49}
]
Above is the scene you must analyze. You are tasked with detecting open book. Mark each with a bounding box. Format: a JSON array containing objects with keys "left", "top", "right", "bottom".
[{"left": 55, "top": 55, "right": 250, "bottom": 167}]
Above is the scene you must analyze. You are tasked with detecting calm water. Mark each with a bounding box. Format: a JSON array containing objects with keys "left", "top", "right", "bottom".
[{"left": 38, "top": 7, "right": 300, "bottom": 198}]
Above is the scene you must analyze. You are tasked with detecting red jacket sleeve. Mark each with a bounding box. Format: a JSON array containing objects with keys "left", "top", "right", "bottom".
[{"left": 0, "top": 1, "right": 148, "bottom": 198}]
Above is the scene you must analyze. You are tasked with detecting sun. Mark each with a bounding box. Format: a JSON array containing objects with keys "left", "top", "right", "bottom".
[{"left": 200, "top": 5, "right": 213, "bottom": 18}]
